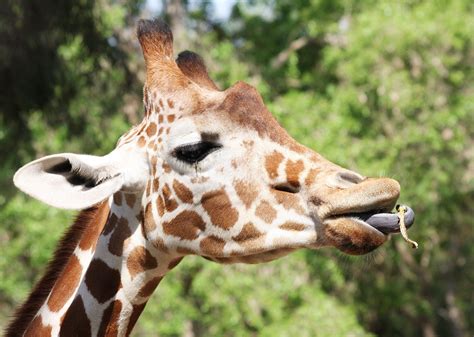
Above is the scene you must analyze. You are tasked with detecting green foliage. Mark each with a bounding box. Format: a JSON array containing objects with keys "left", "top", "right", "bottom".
[
  {"left": 136, "top": 254, "right": 373, "bottom": 337},
  {"left": 0, "top": 0, "right": 472, "bottom": 336},
  {"left": 245, "top": 1, "right": 473, "bottom": 335}
]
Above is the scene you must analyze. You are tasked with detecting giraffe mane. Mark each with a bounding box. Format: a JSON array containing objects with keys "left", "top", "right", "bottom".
[{"left": 4, "top": 202, "right": 109, "bottom": 337}]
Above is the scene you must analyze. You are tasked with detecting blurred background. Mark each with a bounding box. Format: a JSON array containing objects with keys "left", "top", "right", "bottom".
[{"left": 0, "top": 0, "right": 472, "bottom": 336}]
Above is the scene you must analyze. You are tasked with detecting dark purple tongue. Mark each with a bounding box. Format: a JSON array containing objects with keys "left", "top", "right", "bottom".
[{"left": 357, "top": 205, "right": 415, "bottom": 234}]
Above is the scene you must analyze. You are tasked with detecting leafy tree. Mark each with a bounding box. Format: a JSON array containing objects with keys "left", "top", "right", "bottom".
[{"left": 0, "top": 1, "right": 472, "bottom": 337}]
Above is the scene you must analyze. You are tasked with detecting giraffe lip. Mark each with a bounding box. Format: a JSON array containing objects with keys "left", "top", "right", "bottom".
[{"left": 341, "top": 205, "right": 415, "bottom": 234}]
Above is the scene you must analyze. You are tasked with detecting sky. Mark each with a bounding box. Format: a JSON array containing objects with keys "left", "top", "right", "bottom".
[{"left": 145, "top": 0, "right": 237, "bottom": 21}]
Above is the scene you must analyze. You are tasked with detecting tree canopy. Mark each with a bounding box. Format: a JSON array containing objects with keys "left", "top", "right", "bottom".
[{"left": 0, "top": 1, "right": 472, "bottom": 336}]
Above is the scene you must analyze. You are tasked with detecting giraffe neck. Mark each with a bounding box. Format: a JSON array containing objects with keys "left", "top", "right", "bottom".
[{"left": 11, "top": 194, "right": 182, "bottom": 337}]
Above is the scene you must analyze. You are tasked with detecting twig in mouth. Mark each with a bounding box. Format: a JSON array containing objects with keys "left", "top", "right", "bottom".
[{"left": 397, "top": 205, "right": 419, "bottom": 249}]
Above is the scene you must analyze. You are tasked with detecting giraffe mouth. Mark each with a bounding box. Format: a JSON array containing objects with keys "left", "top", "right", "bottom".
[{"left": 339, "top": 205, "right": 415, "bottom": 235}]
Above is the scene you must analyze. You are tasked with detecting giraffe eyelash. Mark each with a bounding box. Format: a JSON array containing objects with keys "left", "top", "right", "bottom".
[{"left": 172, "top": 141, "right": 222, "bottom": 164}]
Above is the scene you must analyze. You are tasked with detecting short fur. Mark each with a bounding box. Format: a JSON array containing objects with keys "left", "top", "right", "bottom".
[
  {"left": 4, "top": 202, "right": 109, "bottom": 337},
  {"left": 176, "top": 51, "right": 219, "bottom": 90}
]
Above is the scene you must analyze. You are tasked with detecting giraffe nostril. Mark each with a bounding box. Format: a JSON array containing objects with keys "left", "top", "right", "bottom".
[
  {"left": 337, "top": 171, "right": 364, "bottom": 185},
  {"left": 273, "top": 183, "right": 300, "bottom": 194}
]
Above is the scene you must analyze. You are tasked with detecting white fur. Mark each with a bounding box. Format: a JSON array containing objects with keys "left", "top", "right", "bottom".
[{"left": 13, "top": 147, "right": 149, "bottom": 210}]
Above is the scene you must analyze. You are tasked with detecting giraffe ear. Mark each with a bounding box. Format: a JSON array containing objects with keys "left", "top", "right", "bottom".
[
  {"left": 176, "top": 51, "right": 219, "bottom": 90},
  {"left": 13, "top": 153, "right": 124, "bottom": 210}
]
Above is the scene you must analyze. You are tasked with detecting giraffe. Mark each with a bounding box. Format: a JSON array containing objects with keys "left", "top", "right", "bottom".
[{"left": 6, "top": 19, "right": 415, "bottom": 337}]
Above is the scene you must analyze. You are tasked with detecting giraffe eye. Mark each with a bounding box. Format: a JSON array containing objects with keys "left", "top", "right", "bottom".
[{"left": 173, "top": 141, "right": 222, "bottom": 164}]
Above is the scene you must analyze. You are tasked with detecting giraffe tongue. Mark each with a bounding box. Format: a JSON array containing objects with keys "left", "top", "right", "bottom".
[{"left": 356, "top": 206, "right": 415, "bottom": 234}]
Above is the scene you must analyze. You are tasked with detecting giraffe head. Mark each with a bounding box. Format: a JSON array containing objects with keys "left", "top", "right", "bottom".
[{"left": 14, "top": 19, "right": 414, "bottom": 263}]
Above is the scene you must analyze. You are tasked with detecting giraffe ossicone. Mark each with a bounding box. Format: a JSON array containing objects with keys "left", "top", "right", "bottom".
[{"left": 7, "top": 18, "right": 415, "bottom": 337}]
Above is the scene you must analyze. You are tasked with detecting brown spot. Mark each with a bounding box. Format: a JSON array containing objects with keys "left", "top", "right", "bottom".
[
  {"left": 59, "top": 296, "right": 91, "bottom": 337},
  {"left": 310, "top": 196, "right": 324, "bottom": 206},
  {"left": 138, "top": 136, "right": 146, "bottom": 147},
  {"left": 305, "top": 168, "right": 321, "bottom": 186},
  {"left": 234, "top": 180, "right": 258, "bottom": 208},
  {"left": 233, "top": 223, "right": 263, "bottom": 242},
  {"left": 127, "top": 246, "right": 158, "bottom": 279},
  {"left": 231, "top": 159, "right": 238, "bottom": 169},
  {"left": 177, "top": 246, "right": 195, "bottom": 255},
  {"left": 113, "top": 192, "right": 122, "bottom": 206},
  {"left": 200, "top": 235, "right": 226, "bottom": 256},
  {"left": 163, "top": 210, "right": 206, "bottom": 240},
  {"left": 201, "top": 189, "right": 239, "bottom": 230},
  {"left": 108, "top": 217, "right": 132, "bottom": 256},
  {"left": 156, "top": 195, "right": 165, "bottom": 216},
  {"left": 24, "top": 316, "right": 52, "bottom": 337},
  {"left": 288, "top": 142, "right": 307, "bottom": 154},
  {"left": 286, "top": 159, "right": 304, "bottom": 188},
  {"left": 148, "top": 235, "right": 166, "bottom": 252},
  {"left": 126, "top": 303, "right": 147, "bottom": 336},
  {"left": 79, "top": 202, "right": 110, "bottom": 250},
  {"left": 150, "top": 164, "right": 156, "bottom": 179},
  {"left": 125, "top": 193, "right": 137, "bottom": 208},
  {"left": 153, "top": 178, "right": 160, "bottom": 192},
  {"left": 167, "top": 114, "right": 175, "bottom": 123},
  {"left": 168, "top": 257, "right": 184, "bottom": 269},
  {"left": 167, "top": 98, "right": 175, "bottom": 108},
  {"left": 158, "top": 115, "right": 164, "bottom": 124},
  {"left": 159, "top": 98, "right": 164, "bottom": 108},
  {"left": 280, "top": 222, "right": 306, "bottom": 231},
  {"left": 272, "top": 191, "right": 305, "bottom": 214},
  {"left": 255, "top": 201, "right": 277, "bottom": 223},
  {"left": 146, "top": 122, "right": 157, "bottom": 136},
  {"left": 166, "top": 128, "right": 170, "bottom": 134},
  {"left": 138, "top": 277, "right": 162, "bottom": 298},
  {"left": 84, "top": 259, "right": 121, "bottom": 304},
  {"left": 265, "top": 151, "right": 284, "bottom": 179},
  {"left": 97, "top": 300, "right": 122, "bottom": 337},
  {"left": 136, "top": 210, "right": 144, "bottom": 222},
  {"left": 234, "top": 236, "right": 267, "bottom": 253},
  {"left": 163, "top": 163, "right": 172, "bottom": 173},
  {"left": 146, "top": 179, "right": 152, "bottom": 197},
  {"left": 243, "top": 140, "right": 254, "bottom": 148},
  {"left": 173, "top": 179, "right": 193, "bottom": 203},
  {"left": 191, "top": 176, "right": 209, "bottom": 184},
  {"left": 143, "top": 202, "right": 156, "bottom": 233},
  {"left": 47, "top": 255, "right": 82, "bottom": 312},
  {"left": 151, "top": 155, "right": 157, "bottom": 167},
  {"left": 162, "top": 183, "right": 178, "bottom": 212}
]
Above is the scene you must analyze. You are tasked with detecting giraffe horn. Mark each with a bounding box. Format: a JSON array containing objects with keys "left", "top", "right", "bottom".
[
  {"left": 137, "top": 18, "right": 174, "bottom": 63},
  {"left": 176, "top": 51, "right": 219, "bottom": 91},
  {"left": 137, "top": 19, "right": 189, "bottom": 91}
]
